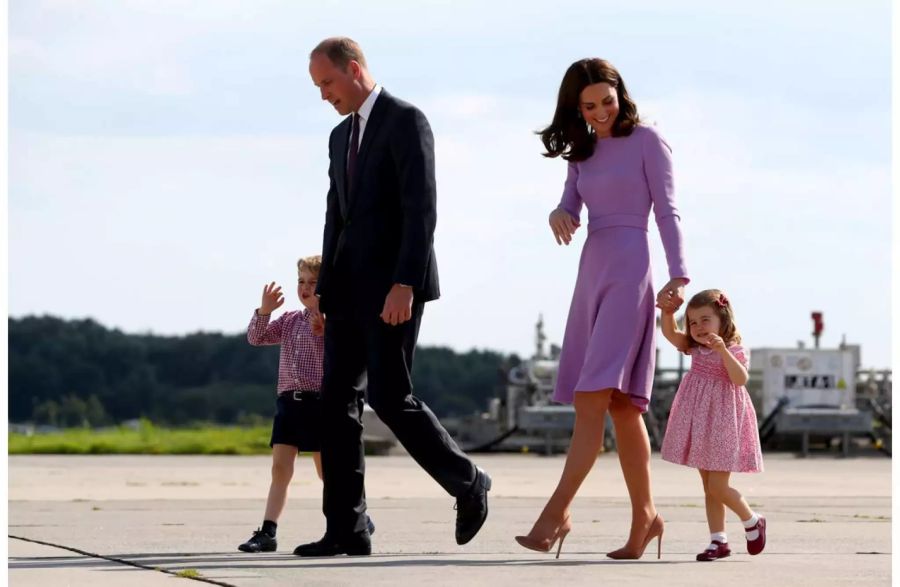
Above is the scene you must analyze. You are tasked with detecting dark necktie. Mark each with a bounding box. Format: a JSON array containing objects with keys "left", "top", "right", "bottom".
[{"left": 347, "top": 113, "right": 360, "bottom": 193}]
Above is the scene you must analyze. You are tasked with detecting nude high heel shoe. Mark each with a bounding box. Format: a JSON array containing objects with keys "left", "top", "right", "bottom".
[
  {"left": 606, "top": 513, "right": 664, "bottom": 560},
  {"left": 515, "top": 514, "right": 573, "bottom": 559}
]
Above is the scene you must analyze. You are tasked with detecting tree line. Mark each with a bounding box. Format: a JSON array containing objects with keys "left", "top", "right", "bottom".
[{"left": 8, "top": 316, "right": 520, "bottom": 427}]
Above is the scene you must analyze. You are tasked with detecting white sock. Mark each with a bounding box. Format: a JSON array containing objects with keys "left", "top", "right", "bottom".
[
  {"left": 743, "top": 513, "right": 760, "bottom": 540},
  {"left": 709, "top": 532, "right": 727, "bottom": 549}
]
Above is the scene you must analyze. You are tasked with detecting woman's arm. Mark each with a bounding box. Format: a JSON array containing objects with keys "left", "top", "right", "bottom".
[
  {"left": 559, "top": 161, "right": 583, "bottom": 220},
  {"left": 642, "top": 127, "right": 689, "bottom": 285},
  {"left": 549, "top": 162, "right": 583, "bottom": 246}
]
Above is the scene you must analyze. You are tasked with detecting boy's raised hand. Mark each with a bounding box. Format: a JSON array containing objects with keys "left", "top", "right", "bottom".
[{"left": 258, "top": 282, "right": 285, "bottom": 316}]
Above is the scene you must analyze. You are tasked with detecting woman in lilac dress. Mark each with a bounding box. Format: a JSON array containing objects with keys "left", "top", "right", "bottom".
[{"left": 515, "top": 58, "right": 689, "bottom": 559}]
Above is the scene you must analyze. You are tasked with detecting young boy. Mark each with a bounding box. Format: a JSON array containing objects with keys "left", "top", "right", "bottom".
[{"left": 238, "top": 255, "right": 373, "bottom": 553}]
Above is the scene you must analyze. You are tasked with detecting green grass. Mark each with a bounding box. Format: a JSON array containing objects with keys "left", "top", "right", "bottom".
[
  {"left": 8, "top": 421, "right": 274, "bottom": 455},
  {"left": 175, "top": 569, "right": 201, "bottom": 578}
]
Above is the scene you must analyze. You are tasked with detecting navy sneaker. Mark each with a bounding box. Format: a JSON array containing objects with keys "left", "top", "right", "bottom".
[{"left": 238, "top": 528, "right": 277, "bottom": 553}]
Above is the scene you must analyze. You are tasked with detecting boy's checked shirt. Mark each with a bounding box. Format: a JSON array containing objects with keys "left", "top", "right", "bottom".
[{"left": 247, "top": 309, "right": 324, "bottom": 393}]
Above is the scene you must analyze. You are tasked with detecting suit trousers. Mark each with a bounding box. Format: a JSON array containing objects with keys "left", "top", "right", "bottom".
[{"left": 320, "top": 303, "right": 477, "bottom": 537}]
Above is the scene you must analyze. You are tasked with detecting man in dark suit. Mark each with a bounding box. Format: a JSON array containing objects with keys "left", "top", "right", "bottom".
[{"left": 294, "top": 37, "right": 491, "bottom": 557}]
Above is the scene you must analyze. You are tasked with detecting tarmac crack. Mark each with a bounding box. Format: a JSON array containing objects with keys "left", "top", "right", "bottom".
[{"left": 8, "top": 534, "right": 237, "bottom": 586}]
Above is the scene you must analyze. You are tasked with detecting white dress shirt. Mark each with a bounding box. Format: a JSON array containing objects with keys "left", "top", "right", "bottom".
[{"left": 350, "top": 84, "right": 382, "bottom": 155}]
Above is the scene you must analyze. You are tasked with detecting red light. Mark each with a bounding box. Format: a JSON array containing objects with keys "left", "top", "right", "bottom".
[{"left": 811, "top": 312, "right": 824, "bottom": 336}]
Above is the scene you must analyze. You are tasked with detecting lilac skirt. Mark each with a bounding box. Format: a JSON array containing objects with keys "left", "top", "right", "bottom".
[{"left": 552, "top": 226, "right": 656, "bottom": 412}]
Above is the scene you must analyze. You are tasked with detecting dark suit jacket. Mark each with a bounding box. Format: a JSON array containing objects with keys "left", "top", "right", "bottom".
[{"left": 316, "top": 89, "right": 440, "bottom": 318}]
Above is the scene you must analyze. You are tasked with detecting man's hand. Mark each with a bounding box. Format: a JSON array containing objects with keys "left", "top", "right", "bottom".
[
  {"left": 258, "top": 282, "right": 284, "bottom": 315},
  {"left": 380, "top": 284, "right": 414, "bottom": 326}
]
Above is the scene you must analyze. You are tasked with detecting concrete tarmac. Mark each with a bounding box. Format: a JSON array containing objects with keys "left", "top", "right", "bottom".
[{"left": 8, "top": 453, "right": 892, "bottom": 586}]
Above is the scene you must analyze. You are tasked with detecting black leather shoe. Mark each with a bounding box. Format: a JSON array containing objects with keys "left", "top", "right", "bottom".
[
  {"left": 238, "top": 528, "right": 277, "bottom": 553},
  {"left": 455, "top": 466, "right": 492, "bottom": 545},
  {"left": 293, "top": 533, "right": 372, "bottom": 557}
]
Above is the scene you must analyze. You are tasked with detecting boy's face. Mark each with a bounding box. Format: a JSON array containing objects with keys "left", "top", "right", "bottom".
[{"left": 297, "top": 269, "right": 319, "bottom": 311}]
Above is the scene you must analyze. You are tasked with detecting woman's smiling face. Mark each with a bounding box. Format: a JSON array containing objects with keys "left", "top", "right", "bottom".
[{"left": 579, "top": 82, "right": 619, "bottom": 138}]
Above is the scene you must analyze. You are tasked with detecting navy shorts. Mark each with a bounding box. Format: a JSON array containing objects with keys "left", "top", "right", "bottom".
[{"left": 269, "top": 391, "right": 322, "bottom": 452}]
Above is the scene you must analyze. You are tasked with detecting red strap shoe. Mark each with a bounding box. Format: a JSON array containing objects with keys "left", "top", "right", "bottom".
[
  {"left": 746, "top": 516, "right": 767, "bottom": 555},
  {"left": 696, "top": 540, "right": 731, "bottom": 561}
]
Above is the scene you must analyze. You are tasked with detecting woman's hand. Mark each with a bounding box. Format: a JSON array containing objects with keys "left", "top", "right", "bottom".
[
  {"left": 549, "top": 207, "right": 580, "bottom": 246},
  {"left": 655, "top": 278, "right": 687, "bottom": 313}
]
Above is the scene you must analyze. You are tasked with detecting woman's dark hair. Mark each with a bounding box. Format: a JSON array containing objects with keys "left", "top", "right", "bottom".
[{"left": 538, "top": 58, "right": 641, "bottom": 161}]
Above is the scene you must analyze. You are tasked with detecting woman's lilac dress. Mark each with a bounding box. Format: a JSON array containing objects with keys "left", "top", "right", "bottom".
[{"left": 553, "top": 125, "right": 688, "bottom": 413}]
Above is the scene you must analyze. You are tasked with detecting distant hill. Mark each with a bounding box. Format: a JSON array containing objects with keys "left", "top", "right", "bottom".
[{"left": 8, "top": 315, "right": 520, "bottom": 427}]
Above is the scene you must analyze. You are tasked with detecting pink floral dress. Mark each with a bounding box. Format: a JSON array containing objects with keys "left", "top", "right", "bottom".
[{"left": 661, "top": 344, "right": 763, "bottom": 473}]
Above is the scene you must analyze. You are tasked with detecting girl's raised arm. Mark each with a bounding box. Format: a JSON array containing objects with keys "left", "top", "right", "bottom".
[{"left": 659, "top": 310, "right": 691, "bottom": 353}]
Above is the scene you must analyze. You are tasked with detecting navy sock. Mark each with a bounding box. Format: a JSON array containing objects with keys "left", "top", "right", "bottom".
[{"left": 262, "top": 520, "right": 277, "bottom": 537}]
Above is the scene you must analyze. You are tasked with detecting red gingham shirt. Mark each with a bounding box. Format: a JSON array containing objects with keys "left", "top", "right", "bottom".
[{"left": 247, "top": 309, "right": 324, "bottom": 394}]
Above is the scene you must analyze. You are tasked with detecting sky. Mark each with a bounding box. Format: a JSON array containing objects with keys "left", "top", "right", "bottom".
[{"left": 7, "top": 0, "right": 894, "bottom": 369}]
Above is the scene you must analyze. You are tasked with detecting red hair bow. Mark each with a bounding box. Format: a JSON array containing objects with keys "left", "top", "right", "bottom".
[{"left": 716, "top": 293, "right": 729, "bottom": 307}]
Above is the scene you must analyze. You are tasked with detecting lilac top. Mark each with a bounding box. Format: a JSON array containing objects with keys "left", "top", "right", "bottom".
[{"left": 559, "top": 125, "right": 689, "bottom": 281}]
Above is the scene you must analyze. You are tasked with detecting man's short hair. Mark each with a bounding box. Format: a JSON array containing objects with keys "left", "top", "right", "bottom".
[{"left": 310, "top": 37, "right": 367, "bottom": 70}]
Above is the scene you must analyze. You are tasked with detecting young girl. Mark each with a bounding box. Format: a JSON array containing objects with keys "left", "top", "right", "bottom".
[{"left": 659, "top": 289, "right": 766, "bottom": 561}]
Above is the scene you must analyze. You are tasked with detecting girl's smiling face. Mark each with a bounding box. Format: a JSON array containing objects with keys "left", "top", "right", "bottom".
[{"left": 687, "top": 305, "right": 723, "bottom": 345}]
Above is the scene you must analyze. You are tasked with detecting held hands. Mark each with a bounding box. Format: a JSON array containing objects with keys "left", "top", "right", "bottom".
[
  {"left": 655, "top": 279, "right": 687, "bottom": 314},
  {"left": 381, "top": 284, "right": 414, "bottom": 326},
  {"left": 549, "top": 207, "right": 580, "bottom": 246},
  {"left": 258, "top": 282, "right": 285, "bottom": 315}
]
